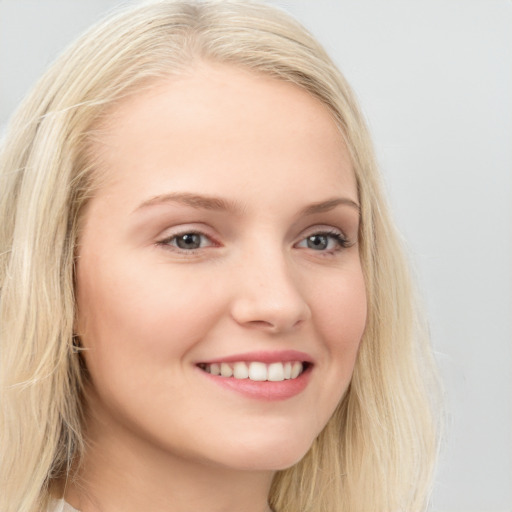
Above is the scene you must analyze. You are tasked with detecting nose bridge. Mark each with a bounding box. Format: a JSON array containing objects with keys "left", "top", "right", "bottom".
[{"left": 230, "top": 238, "right": 311, "bottom": 332}]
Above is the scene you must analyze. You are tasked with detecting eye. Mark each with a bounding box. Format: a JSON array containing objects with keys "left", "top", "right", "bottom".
[
  {"left": 158, "top": 232, "right": 214, "bottom": 251},
  {"left": 296, "top": 231, "right": 350, "bottom": 252}
]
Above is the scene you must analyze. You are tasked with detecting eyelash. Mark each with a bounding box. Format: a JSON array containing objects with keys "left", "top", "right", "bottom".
[
  {"left": 156, "top": 229, "right": 352, "bottom": 255},
  {"left": 296, "top": 230, "right": 352, "bottom": 253},
  {"left": 156, "top": 231, "right": 217, "bottom": 254}
]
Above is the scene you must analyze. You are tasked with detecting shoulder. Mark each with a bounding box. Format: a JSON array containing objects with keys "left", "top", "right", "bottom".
[{"left": 48, "top": 499, "right": 80, "bottom": 512}]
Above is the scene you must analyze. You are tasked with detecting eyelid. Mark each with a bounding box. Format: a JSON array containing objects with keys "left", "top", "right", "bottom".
[
  {"left": 300, "top": 224, "right": 347, "bottom": 239},
  {"left": 299, "top": 224, "right": 351, "bottom": 242},
  {"left": 153, "top": 223, "right": 355, "bottom": 256},
  {"left": 155, "top": 225, "right": 220, "bottom": 253},
  {"left": 294, "top": 226, "right": 354, "bottom": 252}
]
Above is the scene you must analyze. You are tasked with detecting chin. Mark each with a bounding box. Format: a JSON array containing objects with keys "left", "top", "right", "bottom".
[{"left": 216, "top": 434, "right": 316, "bottom": 472}]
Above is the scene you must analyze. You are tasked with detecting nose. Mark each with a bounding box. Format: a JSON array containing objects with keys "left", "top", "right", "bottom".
[{"left": 229, "top": 247, "right": 311, "bottom": 334}]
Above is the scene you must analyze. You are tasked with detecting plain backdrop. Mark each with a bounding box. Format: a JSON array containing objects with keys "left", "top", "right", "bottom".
[{"left": 1, "top": 1, "right": 511, "bottom": 511}]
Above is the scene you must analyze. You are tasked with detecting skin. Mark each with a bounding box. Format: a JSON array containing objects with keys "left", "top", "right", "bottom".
[{"left": 70, "top": 63, "right": 367, "bottom": 512}]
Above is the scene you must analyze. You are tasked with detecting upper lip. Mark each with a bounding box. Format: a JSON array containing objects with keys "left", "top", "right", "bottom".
[{"left": 197, "top": 350, "right": 314, "bottom": 365}]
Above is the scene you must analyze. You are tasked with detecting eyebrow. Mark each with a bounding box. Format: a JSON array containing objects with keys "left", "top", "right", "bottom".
[
  {"left": 134, "top": 192, "right": 360, "bottom": 215},
  {"left": 299, "top": 197, "right": 360, "bottom": 216},
  {"left": 134, "top": 192, "right": 244, "bottom": 214}
]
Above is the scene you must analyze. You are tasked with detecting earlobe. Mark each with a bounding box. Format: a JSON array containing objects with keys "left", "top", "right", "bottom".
[{"left": 72, "top": 334, "right": 81, "bottom": 353}]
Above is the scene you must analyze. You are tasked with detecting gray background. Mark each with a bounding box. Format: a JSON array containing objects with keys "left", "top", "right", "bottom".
[{"left": 1, "top": 1, "right": 511, "bottom": 511}]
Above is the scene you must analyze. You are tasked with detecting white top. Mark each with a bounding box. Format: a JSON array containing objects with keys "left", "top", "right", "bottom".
[{"left": 49, "top": 499, "right": 80, "bottom": 512}]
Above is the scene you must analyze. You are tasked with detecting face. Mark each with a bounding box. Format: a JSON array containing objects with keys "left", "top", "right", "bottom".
[{"left": 76, "top": 64, "right": 367, "bottom": 473}]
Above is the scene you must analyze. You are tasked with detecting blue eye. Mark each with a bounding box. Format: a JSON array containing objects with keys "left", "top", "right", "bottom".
[
  {"left": 160, "top": 232, "right": 212, "bottom": 251},
  {"left": 175, "top": 233, "right": 203, "bottom": 249},
  {"left": 297, "top": 231, "right": 349, "bottom": 251}
]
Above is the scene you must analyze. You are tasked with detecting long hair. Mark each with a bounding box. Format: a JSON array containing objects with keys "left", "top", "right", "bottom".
[{"left": 0, "top": 1, "right": 440, "bottom": 511}]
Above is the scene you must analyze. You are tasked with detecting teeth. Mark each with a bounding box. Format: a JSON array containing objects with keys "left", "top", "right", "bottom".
[
  {"left": 268, "top": 362, "right": 285, "bottom": 382},
  {"left": 201, "top": 361, "right": 305, "bottom": 381},
  {"left": 220, "top": 363, "right": 233, "bottom": 377},
  {"left": 233, "top": 362, "right": 249, "bottom": 379},
  {"left": 291, "top": 361, "right": 302, "bottom": 379},
  {"left": 248, "top": 362, "right": 267, "bottom": 381}
]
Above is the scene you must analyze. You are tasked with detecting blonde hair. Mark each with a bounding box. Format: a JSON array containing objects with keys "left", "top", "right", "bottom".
[{"left": 0, "top": 1, "right": 440, "bottom": 511}]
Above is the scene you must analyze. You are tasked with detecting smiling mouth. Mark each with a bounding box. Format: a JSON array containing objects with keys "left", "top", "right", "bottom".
[{"left": 197, "top": 361, "right": 310, "bottom": 382}]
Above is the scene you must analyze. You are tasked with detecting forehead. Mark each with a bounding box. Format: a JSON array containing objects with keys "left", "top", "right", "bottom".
[{"left": 88, "top": 63, "right": 357, "bottom": 208}]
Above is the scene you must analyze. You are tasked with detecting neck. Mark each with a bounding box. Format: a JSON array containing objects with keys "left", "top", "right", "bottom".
[{"left": 64, "top": 408, "right": 275, "bottom": 512}]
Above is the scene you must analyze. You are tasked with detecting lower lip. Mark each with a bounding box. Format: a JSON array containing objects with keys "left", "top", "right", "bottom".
[{"left": 198, "top": 366, "right": 312, "bottom": 401}]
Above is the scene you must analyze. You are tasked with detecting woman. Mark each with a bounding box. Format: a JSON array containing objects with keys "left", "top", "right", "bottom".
[{"left": 0, "top": 1, "right": 440, "bottom": 511}]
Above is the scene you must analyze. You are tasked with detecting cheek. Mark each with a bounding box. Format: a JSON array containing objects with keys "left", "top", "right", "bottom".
[
  {"left": 75, "top": 257, "right": 230, "bottom": 429},
  {"left": 307, "top": 262, "right": 367, "bottom": 418},
  {"left": 75, "top": 253, "right": 225, "bottom": 371},
  {"left": 312, "top": 266, "right": 367, "bottom": 355},
  {"left": 295, "top": 264, "right": 366, "bottom": 439}
]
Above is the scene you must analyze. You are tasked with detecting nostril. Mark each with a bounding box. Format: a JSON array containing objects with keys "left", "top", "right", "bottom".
[
  {"left": 229, "top": 276, "right": 311, "bottom": 333},
  {"left": 247, "top": 320, "right": 276, "bottom": 329}
]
